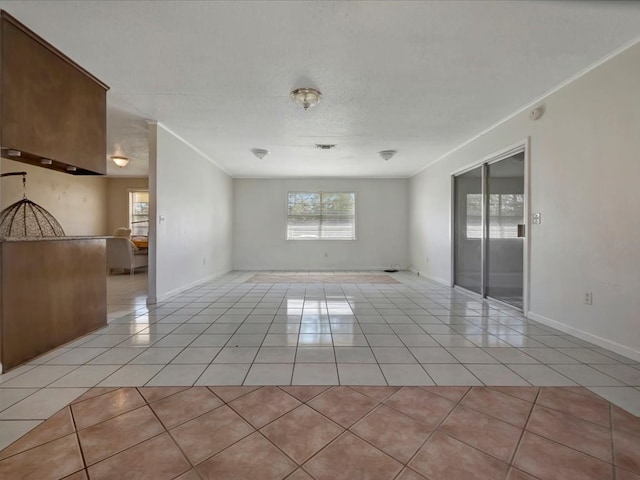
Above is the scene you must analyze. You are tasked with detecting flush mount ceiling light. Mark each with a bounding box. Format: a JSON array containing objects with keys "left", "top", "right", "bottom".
[
  {"left": 379, "top": 150, "right": 397, "bottom": 161},
  {"left": 111, "top": 156, "right": 130, "bottom": 168},
  {"left": 251, "top": 148, "right": 269, "bottom": 160},
  {"left": 290, "top": 88, "right": 322, "bottom": 110}
]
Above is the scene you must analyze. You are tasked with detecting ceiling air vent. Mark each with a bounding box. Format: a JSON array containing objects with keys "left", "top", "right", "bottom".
[{"left": 315, "top": 144, "right": 336, "bottom": 150}]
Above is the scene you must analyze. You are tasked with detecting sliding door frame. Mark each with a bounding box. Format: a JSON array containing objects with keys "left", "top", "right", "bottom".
[{"left": 450, "top": 138, "right": 531, "bottom": 316}]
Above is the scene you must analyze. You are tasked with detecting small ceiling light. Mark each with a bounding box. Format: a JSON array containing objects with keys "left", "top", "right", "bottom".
[
  {"left": 251, "top": 148, "right": 269, "bottom": 160},
  {"left": 7, "top": 150, "right": 21, "bottom": 157},
  {"left": 40, "top": 158, "right": 53, "bottom": 165},
  {"left": 66, "top": 165, "right": 77, "bottom": 172},
  {"left": 379, "top": 150, "right": 397, "bottom": 161},
  {"left": 290, "top": 88, "right": 322, "bottom": 110},
  {"left": 111, "top": 156, "right": 130, "bottom": 168}
]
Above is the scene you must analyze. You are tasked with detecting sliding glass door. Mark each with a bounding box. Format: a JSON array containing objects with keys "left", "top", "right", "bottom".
[
  {"left": 486, "top": 153, "right": 525, "bottom": 308},
  {"left": 453, "top": 150, "right": 525, "bottom": 310},
  {"left": 453, "top": 166, "right": 483, "bottom": 294}
]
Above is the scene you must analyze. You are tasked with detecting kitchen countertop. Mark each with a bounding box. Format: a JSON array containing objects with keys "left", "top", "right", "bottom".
[{"left": 0, "top": 235, "right": 110, "bottom": 242}]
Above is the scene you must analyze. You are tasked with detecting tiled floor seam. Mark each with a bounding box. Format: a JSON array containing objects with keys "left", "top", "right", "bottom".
[
  {"left": 519, "top": 430, "right": 618, "bottom": 475},
  {"left": 486, "top": 386, "right": 539, "bottom": 402},
  {"left": 448, "top": 388, "right": 529, "bottom": 430},
  {"left": 547, "top": 363, "right": 624, "bottom": 387},
  {"left": 74, "top": 389, "right": 199, "bottom": 472},
  {"left": 420, "top": 389, "right": 526, "bottom": 469},
  {"left": 159, "top": 414, "right": 208, "bottom": 471},
  {"left": 505, "top": 466, "right": 544, "bottom": 480},
  {"left": 86, "top": 430, "right": 169, "bottom": 472},
  {"left": 65, "top": 405, "right": 90, "bottom": 475},
  {"left": 340, "top": 399, "right": 430, "bottom": 472},
  {"left": 506, "top": 386, "right": 540, "bottom": 470},
  {"left": 516, "top": 395, "right": 620, "bottom": 474},
  {"left": 0, "top": 421, "right": 70, "bottom": 463},
  {"left": 535, "top": 391, "right": 616, "bottom": 431},
  {"left": 608, "top": 402, "right": 616, "bottom": 471},
  {"left": 252, "top": 387, "right": 391, "bottom": 472},
  {"left": 380, "top": 386, "right": 468, "bottom": 475}
]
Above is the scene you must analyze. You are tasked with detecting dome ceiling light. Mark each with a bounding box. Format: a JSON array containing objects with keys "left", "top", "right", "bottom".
[
  {"left": 290, "top": 88, "right": 322, "bottom": 110},
  {"left": 111, "top": 156, "right": 130, "bottom": 168},
  {"left": 379, "top": 150, "right": 397, "bottom": 161}
]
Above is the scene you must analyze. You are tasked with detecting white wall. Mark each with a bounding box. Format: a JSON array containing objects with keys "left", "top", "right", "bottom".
[
  {"left": 1, "top": 158, "right": 107, "bottom": 235},
  {"left": 409, "top": 42, "right": 640, "bottom": 360},
  {"left": 234, "top": 178, "right": 409, "bottom": 270},
  {"left": 149, "top": 124, "right": 233, "bottom": 302}
]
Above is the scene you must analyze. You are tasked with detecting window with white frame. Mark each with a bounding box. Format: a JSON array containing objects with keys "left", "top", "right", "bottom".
[
  {"left": 129, "top": 190, "right": 149, "bottom": 236},
  {"left": 287, "top": 192, "right": 356, "bottom": 240}
]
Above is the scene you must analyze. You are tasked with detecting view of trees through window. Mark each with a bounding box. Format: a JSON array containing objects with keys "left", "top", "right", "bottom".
[
  {"left": 129, "top": 191, "right": 149, "bottom": 236},
  {"left": 287, "top": 192, "right": 355, "bottom": 240},
  {"left": 466, "top": 193, "right": 524, "bottom": 239}
]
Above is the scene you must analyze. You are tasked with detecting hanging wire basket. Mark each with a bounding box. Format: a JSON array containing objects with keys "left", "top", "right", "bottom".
[{"left": 0, "top": 172, "right": 65, "bottom": 237}]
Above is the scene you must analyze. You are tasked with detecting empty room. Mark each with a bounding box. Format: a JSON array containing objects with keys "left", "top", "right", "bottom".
[{"left": 0, "top": 1, "right": 638, "bottom": 479}]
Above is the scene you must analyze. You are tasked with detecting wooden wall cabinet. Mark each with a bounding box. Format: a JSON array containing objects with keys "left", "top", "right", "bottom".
[{"left": 0, "top": 10, "right": 109, "bottom": 175}]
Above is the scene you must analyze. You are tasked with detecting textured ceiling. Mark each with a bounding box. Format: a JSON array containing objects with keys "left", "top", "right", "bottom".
[{"left": 1, "top": 1, "right": 640, "bottom": 178}]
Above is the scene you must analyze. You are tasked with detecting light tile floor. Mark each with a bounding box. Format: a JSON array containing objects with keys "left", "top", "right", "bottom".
[{"left": 1, "top": 270, "right": 639, "bottom": 452}]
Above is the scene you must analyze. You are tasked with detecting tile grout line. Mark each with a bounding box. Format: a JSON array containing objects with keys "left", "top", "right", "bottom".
[
  {"left": 505, "top": 386, "right": 541, "bottom": 477},
  {"left": 609, "top": 402, "right": 617, "bottom": 480},
  {"left": 141, "top": 388, "right": 200, "bottom": 475},
  {"left": 396, "top": 385, "right": 473, "bottom": 475},
  {"left": 67, "top": 402, "right": 90, "bottom": 478}
]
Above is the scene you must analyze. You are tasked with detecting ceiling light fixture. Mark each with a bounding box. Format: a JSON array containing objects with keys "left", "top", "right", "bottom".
[
  {"left": 111, "top": 156, "right": 130, "bottom": 168},
  {"left": 290, "top": 88, "right": 322, "bottom": 110},
  {"left": 251, "top": 148, "right": 269, "bottom": 160},
  {"left": 379, "top": 150, "right": 397, "bottom": 161},
  {"left": 40, "top": 158, "right": 53, "bottom": 165}
]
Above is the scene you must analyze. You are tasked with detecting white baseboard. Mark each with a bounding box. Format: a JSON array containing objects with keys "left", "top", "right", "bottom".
[
  {"left": 527, "top": 311, "right": 640, "bottom": 363},
  {"left": 235, "top": 267, "right": 395, "bottom": 272},
  {"left": 148, "top": 269, "right": 231, "bottom": 304},
  {"left": 407, "top": 267, "right": 451, "bottom": 287}
]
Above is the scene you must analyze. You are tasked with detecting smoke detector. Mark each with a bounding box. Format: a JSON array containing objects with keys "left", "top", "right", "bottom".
[
  {"left": 315, "top": 144, "right": 336, "bottom": 150},
  {"left": 529, "top": 106, "right": 544, "bottom": 121},
  {"left": 251, "top": 148, "right": 269, "bottom": 159},
  {"left": 379, "top": 150, "right": 397, "bottom": 161}
]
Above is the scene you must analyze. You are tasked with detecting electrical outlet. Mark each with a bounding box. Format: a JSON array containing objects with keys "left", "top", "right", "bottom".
[{"left": 584, "top": 291, "right": 592, "bottom": 305}]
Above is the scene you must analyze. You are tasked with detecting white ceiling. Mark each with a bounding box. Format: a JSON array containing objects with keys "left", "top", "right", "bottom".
[{"left": 1, "top": 1, "right": 640, "bottom": 178}]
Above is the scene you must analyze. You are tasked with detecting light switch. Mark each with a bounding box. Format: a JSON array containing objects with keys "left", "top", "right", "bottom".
[
  {"left": 532, "top": 212, "right": 542, "bottom": 224},
  {"left": 159, "top": 215, "right": 166, "bottom": 224}
]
